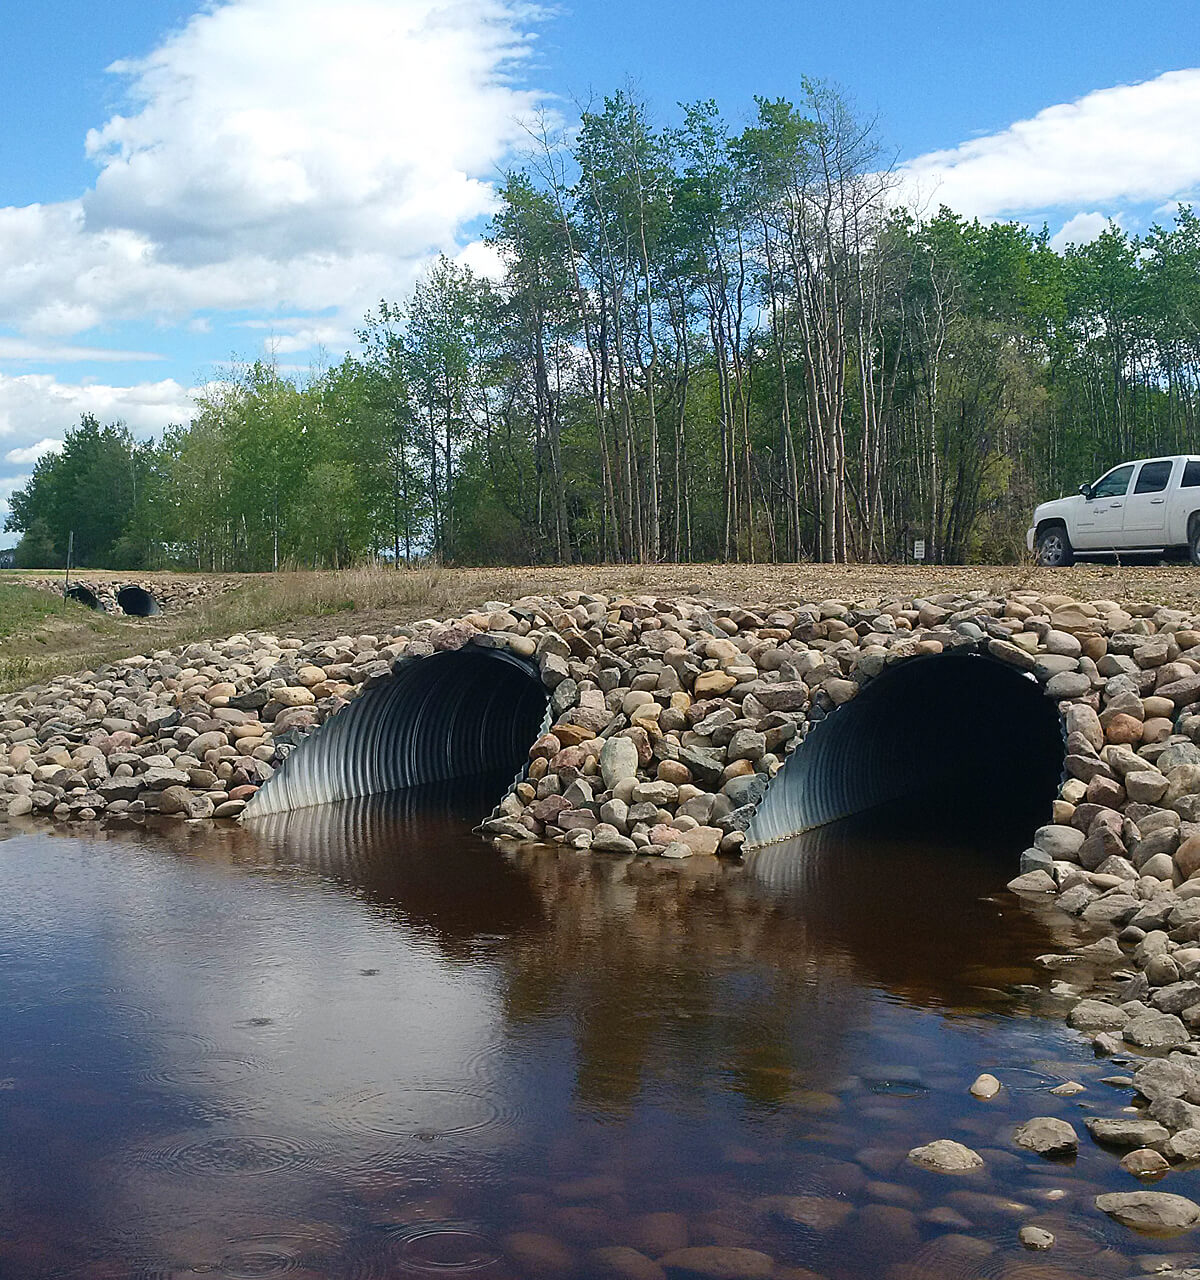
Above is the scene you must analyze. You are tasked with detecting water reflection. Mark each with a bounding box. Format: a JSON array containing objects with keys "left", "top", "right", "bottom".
[{"left": 0, "top": 790, "right": 1164, "bottom": 1280}]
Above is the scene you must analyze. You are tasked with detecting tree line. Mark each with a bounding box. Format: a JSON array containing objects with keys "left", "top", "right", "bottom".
[{"left": 8, "top": 82, "right": 1200, "bottom": 570}]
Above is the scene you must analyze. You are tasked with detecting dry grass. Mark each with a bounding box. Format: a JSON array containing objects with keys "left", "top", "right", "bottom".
[{"left": 5, "top": 559, "right": 1200, "bottom": 694}]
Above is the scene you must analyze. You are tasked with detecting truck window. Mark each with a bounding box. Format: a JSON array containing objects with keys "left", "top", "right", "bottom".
[
  {"left": 1184, "top": 461, "right": 1200, "bottom": 488},
  {"left": 1091, "top": 464, "right": 1134, "bottom": 498},
  {"left": 1134, "top": 460, "right": 1173, "bottom": 494}
]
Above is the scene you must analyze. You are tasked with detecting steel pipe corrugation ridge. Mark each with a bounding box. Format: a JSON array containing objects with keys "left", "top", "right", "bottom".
[
  {"left": 744, "top": 653, "right": 1065, "bottom": 849},
  {"left": 245, "top": 648, "right": 547, "bottom": 818}
]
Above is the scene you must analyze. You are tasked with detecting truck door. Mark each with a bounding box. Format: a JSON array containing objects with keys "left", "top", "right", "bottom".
[
  {"left": 1121, "top": 458, "right": 1176, "bottom": 543},
  {"left": 1075, "top": 463, "right": 1134, "bottom": 549}
]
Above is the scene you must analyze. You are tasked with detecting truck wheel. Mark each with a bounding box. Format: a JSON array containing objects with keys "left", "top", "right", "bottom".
[
  {"left": 1190, "top": 520, "right": 1200, "bottom": 566},
  {"left": 1036, "top": 525, "right": 1073, "bottom": 567}
]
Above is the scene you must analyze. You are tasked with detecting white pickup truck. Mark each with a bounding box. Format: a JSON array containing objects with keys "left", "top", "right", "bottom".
[{"left": 1028, "top": 455, "right": 1200, "bottom": 566}]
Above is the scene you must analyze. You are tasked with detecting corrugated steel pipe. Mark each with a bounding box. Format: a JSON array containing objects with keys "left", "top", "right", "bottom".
[
  {"left": 116, "top": 585, "right": 160, "bottom": 617},
  {"left": 66, "top": 584, "right": 103, "bottom": 611},
  {"left": 244, "top": 647, "right": 549, "bottom": 818},
  {"left": 744, "top": 652, "right": 1066, "bottom": 849}
]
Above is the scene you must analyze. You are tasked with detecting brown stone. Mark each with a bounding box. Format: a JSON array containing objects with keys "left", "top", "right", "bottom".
[
  {"left": 680, "top": 826, "right": 722, "bottom": 856},
  {"left": 659, "top": 1248, "right": 774, "bottom": 1280},
  {"left": 657, "top": 760, "right": 691, "bottom": 786},
  {"left": 694, "top": 671, "right": 737, "bottom": 698},
  {"left": 553, "top": 723, "right": 595, "bottom": 747},
  {"left": 1087, "top": 775, "right": 1126, "bottom": 807},
  {"left": 1106, "top": 713, "right": 1145, "bottom": 744},
  {"left": 622, "top": 1212, "right": 689, "bottom": 1257},
  {"left": 503, "top": 1232, "right": 574, "bottom": 1278},
  {"left": 588, "top": 1247, "right": 667, "bottom": 1280}
]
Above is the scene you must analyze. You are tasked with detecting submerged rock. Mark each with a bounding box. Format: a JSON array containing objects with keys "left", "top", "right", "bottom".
[{"left": 658, "top": 1247, "right": 775, "bottom": 1280}]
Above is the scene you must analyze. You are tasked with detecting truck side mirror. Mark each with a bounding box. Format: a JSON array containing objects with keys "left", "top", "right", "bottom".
[{"left": 1078, "top": 483, "right": 1092, "bottom": 500}]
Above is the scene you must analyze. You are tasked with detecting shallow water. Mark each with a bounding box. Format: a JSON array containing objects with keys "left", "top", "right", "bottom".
[{"left": 1, "top": 788, "right": 1198, "bottom": 1278}]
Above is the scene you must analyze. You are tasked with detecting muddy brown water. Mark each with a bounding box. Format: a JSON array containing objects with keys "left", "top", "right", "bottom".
[{"left": 1, "top": 785, "right": 1198, "bottom": 1278}]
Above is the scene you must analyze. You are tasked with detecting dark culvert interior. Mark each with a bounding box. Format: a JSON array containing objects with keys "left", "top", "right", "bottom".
[
  {"left": 745, "top": 653, "right": 1066, "bottom": 848},
  {"left": 116, "top": 585, "right": 160, "bottom": 617},
  {"left": 245, "top": 647, "right": 549, "bottom": 817},
  {"left": 65, "top": 585, "right": 102, "bottom": 611}
]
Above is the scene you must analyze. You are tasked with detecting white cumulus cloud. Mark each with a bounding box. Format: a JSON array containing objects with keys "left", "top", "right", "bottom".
[
  {"left": 0, "top": 0, "right": 547, "bottom": 339},
  {"left": 1049, "top": 211, "right": 1122, "bottom": 253},
  {"left": 900, "top": 69, "right": 1200, "bottom": 221},
  {"left": 4, "top": 439, "right": 64, "bottom": 465},
  {"left": 0, "top": 373, "right": 196, "bottom": 441}
]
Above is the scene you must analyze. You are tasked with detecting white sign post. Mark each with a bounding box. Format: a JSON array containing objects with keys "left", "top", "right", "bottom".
[{"left": 913, "top": 539, "right": 926, "bottom": 562}]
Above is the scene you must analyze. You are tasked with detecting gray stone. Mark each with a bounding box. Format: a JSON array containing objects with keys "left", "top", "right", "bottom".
[
  {"left": 1034, "top": 824, "right": 1086, "bottom": 859},
  {"left": 906, "top": 1139, "right": 984, "bottom": 1172},
  {"left": 1068, "top": 999, "right": 1128, "bottom": 1032},
  {"left": 1126, "top": 1011, "right": 1190, "bottom": 1049},
  {"left": 1081, "top": 892, "right": 1140, "bottom": 928},
  {"left": 1164, "top": 1128, "right": 1200, "bottom": 1161},
  {"left": 1128, "top": 771, "right": 1170, "bottom": 804},
  {"left": 1045, "top": 671, "right": 1093, "bottom": 699},
  {"left": 1008, "top": 869, "right": 1056, "bottom": 893},
  {"left": 590, "top": 824, "right": 637, "bottom": 855},
  {"left": 1150, "top": 1095, "right": 1200, "bottom": 1133},
  {"left": 1085, "top": 1117, "right": 1169, "bottom": 1149},
  {"left": 1013, "top": 1117, "right": 1078, "bottom": 1156},
  {"left": 1133, "top": 1057, "right": 1200, "bottom": 1104},
  {"left": 726, "top": 729, "right": 766, "bottom": 762},
  {"left": 1019, "top": 848, "right": 1053, "bottom": 875},
  {"left": 1018, "top": 1226, "right": 1055, "bottom": 1250},
  {"left": 600, "top": 737, "right": 640, "bottom": 790},
  {"left": 1150, "top": 982, "right": 1200, "bottom": 1015},
  {"left": 1095, "top": 1190, "right": 1200, "bottom": 1233}
]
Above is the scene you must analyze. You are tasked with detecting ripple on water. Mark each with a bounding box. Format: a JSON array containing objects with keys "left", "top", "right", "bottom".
[
  {"left": 326, "top": 1085, "right": 512, "bottom": 1148},
  {"left": 136, "top": 1050, "right": 265, "bottom": 1091},
  {"left": 131, "top": 1133, "right": 331, "bottom": 1177},
  {"left": 216, "top": 1224, "right": 345, "bottom": 1278},
  {"left": 985, "top": 1064, "right": 1066, "bottom": 1093},
  {"left": 349, "top": 1223, "right": 504, "bottom": 1280}
]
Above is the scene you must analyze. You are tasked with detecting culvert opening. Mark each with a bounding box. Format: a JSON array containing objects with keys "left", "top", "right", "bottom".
[
  {"left": 245, "top": 648, "right": 549, "bottom": 818},
  {"left": 116, "top": 585, "right": 160, "bottom": 617},
  {"left": 65, "top": 585, "right": 103, "bottom": 611},
  {"left": 745, "top": 653, "right": 1065, "bottom": 849}
]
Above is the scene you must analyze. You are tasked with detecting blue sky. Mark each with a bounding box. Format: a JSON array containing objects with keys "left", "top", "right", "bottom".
[{"left": 1, "top": 0, "right": 1198, "bottom": 536}]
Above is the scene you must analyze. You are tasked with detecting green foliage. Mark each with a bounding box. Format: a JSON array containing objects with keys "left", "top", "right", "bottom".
[
  {"left": 7, "top": 87, "right": 1200, "bottom": 568},
  {"left": 5, "top": 416, "right": 172, "bottom": 568}
]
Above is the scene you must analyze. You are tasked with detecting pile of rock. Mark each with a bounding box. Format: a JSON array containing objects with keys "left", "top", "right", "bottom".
[
  {"left": 18, "top": 575, "right": 239, "bottom": 614},
  {"left": 6, "top": 587, "right": 1200, "bottom": 873},
  {"left": 0, "top": 630, "right": 394, "bottom": 823}
]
